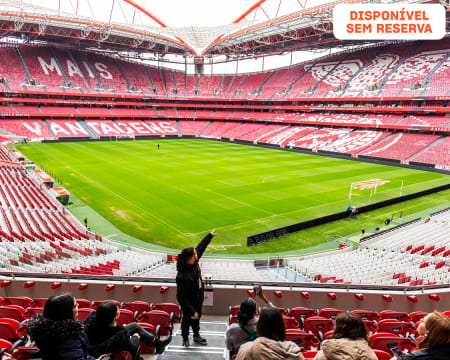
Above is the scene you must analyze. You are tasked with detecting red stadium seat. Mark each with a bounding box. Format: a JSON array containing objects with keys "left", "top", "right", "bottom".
[
  {"left": 363, "top": 320, "right": 378, "bottom": 333},
  {"left": 0, "top": 339, "right": 12, "bottom": 352},
  {"left": 374, "top": 349, "right": 393, "bottom": 360},
  {"left": 91, "top": 300, "right": 121, "bottom": 309},
  {"left": 116, "top": 309, "right": 135, "bottom": 326},
  {"left": 409, "top": 311, "right": 427, "bottom": 323},
  {"left": 76, "top": 308, "right": 94, "bottom": 321},
  {"left": 10, "top": 346, "right": 38, "bottom": 360},
  {"left": 137, "top": 322, "right": 158, "bottom": 354},
  {"left": 352, "top": 310, "right": 380, "bottom": 321},
  {"left": 379, "top": 310, "right": 410, "bottom": 322},
  {"left": 378, "top": 319, "right": 417, "bottom": 337},
  {"left": 111, "top": 351, "right": 132, "bottom": 360},
  {"left": 285, "top": 329, "right": 319, "bottom": 350},
  {"left": 151, "top": 303, "right": 181, "bottom": 323},
  {"left": 370, "top": 333, "right": 417, "bottom": 355},
  {"left": 229, "top": 305, "right": 240, "bottom": 317},
  {"left": 0, "top": 306, "right": 24, "bottom": 322},
  {"left": 29, "top": 298, "right": 47, "bottom": 308},
  {"left": 302, "top": 350, "right": 318, "bottom": 359},
  {"left": 76, "top": 299, "right": 92, "bottom": 309},
  {"left": 23, "top": 307, "right": 43, "bottom": 320},
  {"left": 122, "top": 301, "right": 150, "bottom": 315},
  {"left": 303, "top": 316, "right": 334, "bottom": 339},
  {"left": 137, "top": 310, "right": 173, "bottom": 336},
  {"left": 282, "top": 315, "right": 299, "bottom": 330},
  {"left": 319, "top": 308, "right": 345, "bottom": 319},
  {"left": 0, "top": 319, "right": 20, "bottom": 341},
  {"left": 289, "top": 307, "right": 318, "bottom": 328},
  {"left": 0, "top": 297, "right": 32, "bottom": 309}
]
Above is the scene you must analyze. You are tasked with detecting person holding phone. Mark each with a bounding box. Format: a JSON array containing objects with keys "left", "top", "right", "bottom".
[
  {"left": 392, "top": 311, "right": 450, "bottom": 360},
  {"left": 176, "top": 229, "right": 216, "bottom": 347},
  {"left": 226, "top": 286, "right": 275, "bottom": 355}
]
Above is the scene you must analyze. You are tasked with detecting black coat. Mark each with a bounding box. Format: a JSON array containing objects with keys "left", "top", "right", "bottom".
[
  {"left": 27, "top": 316, "right": 95, "bottom": 360},
  {"left": 400, "top": 343, "right": 450, "bottom": 360},
  {"left": 176, "top": 233, "right": 213, "bottom": 316},
  {"left": 83, "top": 312, "right": 131, "bottom": 357}
]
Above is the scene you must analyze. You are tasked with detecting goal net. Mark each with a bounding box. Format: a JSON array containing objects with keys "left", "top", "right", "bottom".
[{"left": 349, "top": 179, "right": 390, "bottom": 200}]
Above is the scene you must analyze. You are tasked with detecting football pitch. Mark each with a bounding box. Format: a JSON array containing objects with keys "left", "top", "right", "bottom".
[{"left": 16, "top": 139, "right": 449, "bottom": 255}]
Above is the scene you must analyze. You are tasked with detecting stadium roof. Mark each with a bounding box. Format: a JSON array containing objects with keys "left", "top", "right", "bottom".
[{"left": 0, "top": 0, "right": 448, "bottom": 58}]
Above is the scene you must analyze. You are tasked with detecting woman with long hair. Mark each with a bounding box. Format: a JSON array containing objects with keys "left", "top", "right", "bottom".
[
  {"left": 28, "top": 293, "right": 107, "bottom": 360},
  {"left": 397, "top": 311, "right": 450, "bottom": 360},
  {"left": 85, "top": 301, "right": 171, "bottom": 360},
  {"left": 313, "top": 312, "right": 377, "bottom": 360},
  {"left": 236, "top": 307, "right": 304, "bottom": 360}
]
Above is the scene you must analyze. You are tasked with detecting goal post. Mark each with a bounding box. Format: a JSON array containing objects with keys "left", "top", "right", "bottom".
[{"left": 349, "top": 179, "right": 390, "bottom": 200}]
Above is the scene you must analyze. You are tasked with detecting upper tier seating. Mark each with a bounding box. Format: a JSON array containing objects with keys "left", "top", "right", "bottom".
[
  {"left": 0, "top": 47, "right": 28, "bottom": 92},
  {"left": 19, "top": 46, "right": 65, "bottom": 92},
  {"left": 197, "top": 75, "right": 222, "bottom": 97},
  {"left": 381, "top": 40, "right": 450, "bottom": 98},
  {"left": 115, "top": 59, "right": 153, "bottom": 96},
  {"left": 1, "top": 41, "right": 450, "bottom": 98}
]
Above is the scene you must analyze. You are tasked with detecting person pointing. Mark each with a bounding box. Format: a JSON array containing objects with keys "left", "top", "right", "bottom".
[{"left": 176, "top": 229, "right": 217, "bottom": 347}]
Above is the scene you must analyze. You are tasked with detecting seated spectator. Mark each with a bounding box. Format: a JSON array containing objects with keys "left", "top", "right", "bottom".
[
  {"left": 236, "top": 307, "right": 304, "bottom": 360},
  {"left": 395, "top": 311, "right": 450, "bottom": 360},
  {"left": 226, "top": 288, "right": 274, "bottom": 354},
  {"left": 313, "top": 312, "right": 377, "bottom": 360},
  {"left": 84, "top": 301, "right": 171, "bottom": 360},
  {"left": 28, "top": 293, "right": 107, "bottom": 360}
]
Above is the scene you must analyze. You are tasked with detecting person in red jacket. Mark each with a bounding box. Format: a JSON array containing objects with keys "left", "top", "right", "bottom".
[{"left": 176, "top": 229, "right": 216, "bottom": 347}]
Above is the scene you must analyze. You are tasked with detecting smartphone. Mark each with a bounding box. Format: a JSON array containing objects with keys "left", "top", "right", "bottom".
[{"left": 253, "top": 285, "right": 261, "bottom": 296}]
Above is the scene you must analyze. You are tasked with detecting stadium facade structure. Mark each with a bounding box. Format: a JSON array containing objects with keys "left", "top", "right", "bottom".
[{"left": 0, "top": 0, "right": 448, "bottom": 319}]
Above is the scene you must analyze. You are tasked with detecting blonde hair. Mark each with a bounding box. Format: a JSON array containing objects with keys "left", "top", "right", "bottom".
[{"left": 419, "top": 311, "right": 450, "bottom": 350}]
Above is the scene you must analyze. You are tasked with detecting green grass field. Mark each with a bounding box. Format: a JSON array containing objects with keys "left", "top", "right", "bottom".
[{"left": 16, "top": 139, "right": 449, "bottom": 255}]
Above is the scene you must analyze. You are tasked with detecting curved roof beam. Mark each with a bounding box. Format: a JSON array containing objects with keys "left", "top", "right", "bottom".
[
  {"left": 233, "top": 0, "right": 269, "bottom": 23},
  {"left": 122, "top": 0, "right": 167, "bottom": 27}
]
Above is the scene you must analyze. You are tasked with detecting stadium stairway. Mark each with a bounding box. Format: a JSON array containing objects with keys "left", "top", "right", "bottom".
[{"left": 158, "top": 320, "right": 227, "bottom": 360}]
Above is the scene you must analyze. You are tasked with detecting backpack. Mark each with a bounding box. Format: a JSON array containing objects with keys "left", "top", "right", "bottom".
[{"left": 239, "top": 323, "right": 258, "bottom": 342}]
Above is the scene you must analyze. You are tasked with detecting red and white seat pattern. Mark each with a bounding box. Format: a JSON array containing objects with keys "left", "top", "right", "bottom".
[
  {"left": 413, "top": 137, "right": 450, "bottom": 167},
  {"left": 19, "top": 46, "right": 65, "bottom": 92},
  {"left": 46, "top": 120, "right": 90, "bottom": 138},
  {"left": 0, "top": 47, "right": 28, "bottom": 91},
  {"left": 85, "top": 120, "right": 124, "bottom": 136},
  {"left": 262, "top": 126, "right": 317, "bottom": 147},
  {"left": 144, "top": 120, "right": 178, "bottom": 135},
  {"left": 292, "top": 128, "right": 350, "bottom": 149},
  {"left": 321, "top": 130, "right": 392, "bottom": 154},
  {"left": 343, "top": 50, "right": 401, "bottom": 97},
  {"left": 0, "top": 120, "right": 53, "bottom": 140},
  {"left": 361, "top": 133, "right": 440, "bottom": 160}
]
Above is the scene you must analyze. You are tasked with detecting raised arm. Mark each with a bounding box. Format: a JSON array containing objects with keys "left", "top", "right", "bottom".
[{"left": 195, "top": 229, "right": 216, "bottom": 260}]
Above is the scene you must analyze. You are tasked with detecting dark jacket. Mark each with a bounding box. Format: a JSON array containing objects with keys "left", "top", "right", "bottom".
[
  {"left": 399, "top": 343, "right": 450, "bottom": 360},
  {"left": 176, "top": 233, "right": 213, "bottom": 316},
  {"left": 28, "top": 316, "right": 95, "bottom": 360},
  {"left": 83, "top": 312, "right": 131, "bottom": 357}
]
